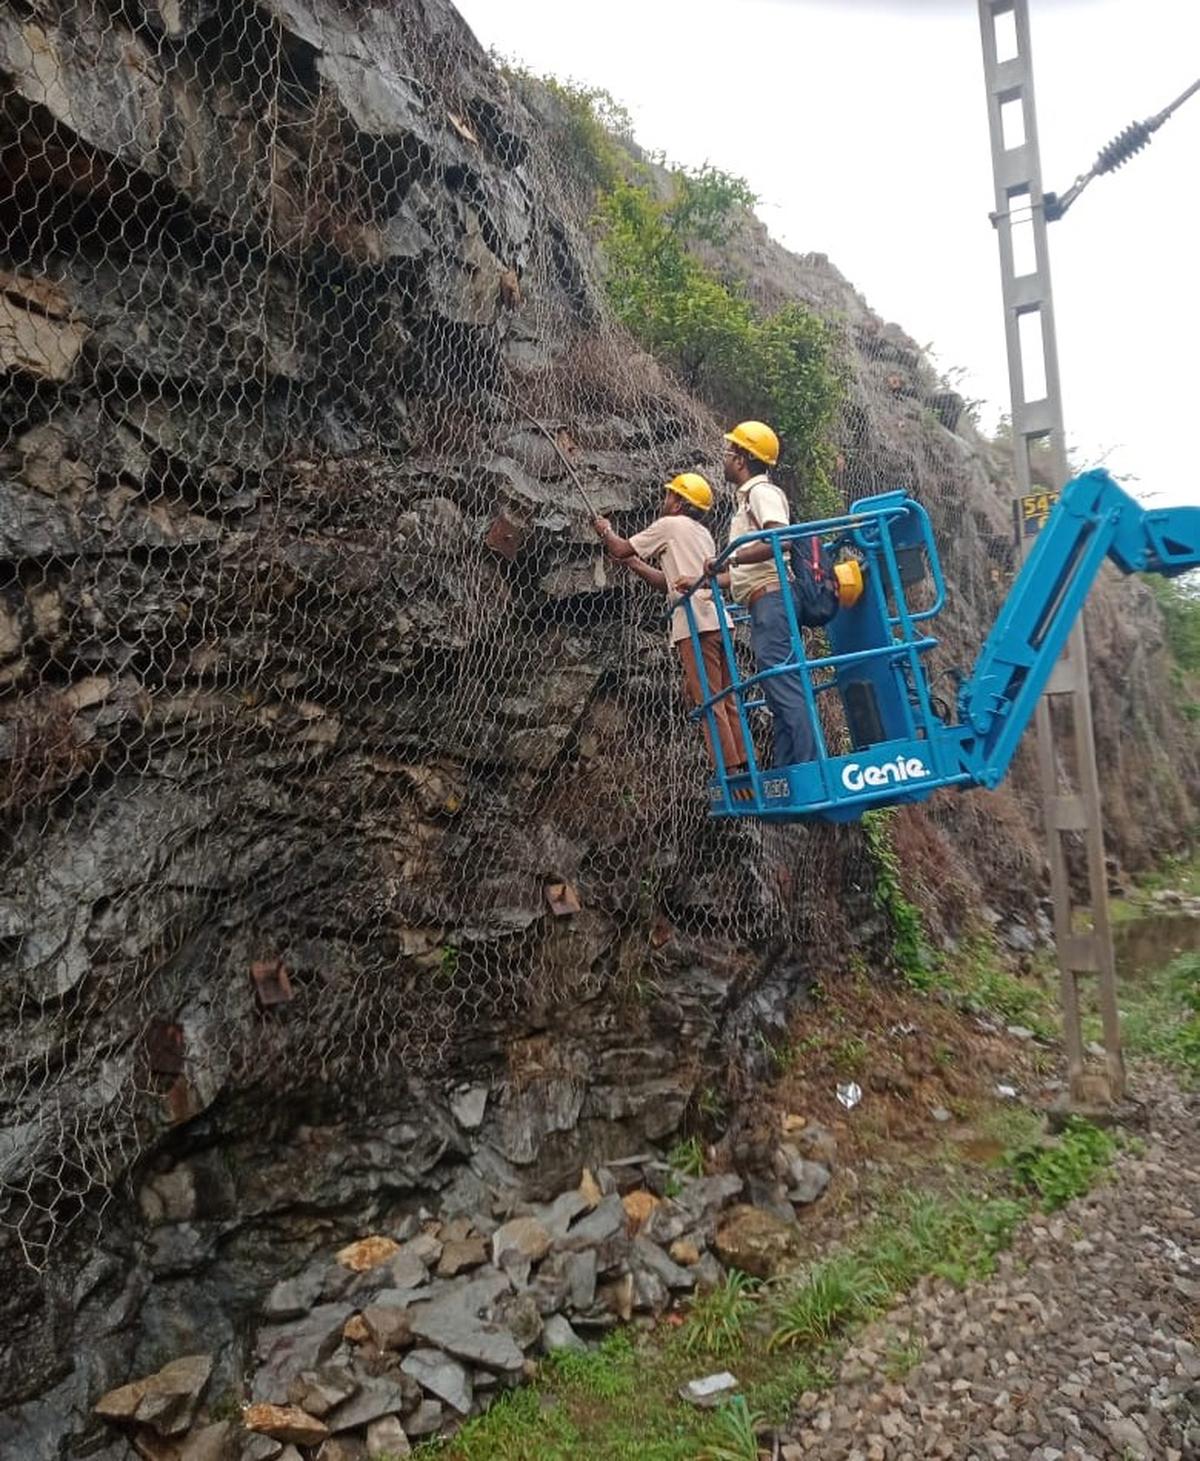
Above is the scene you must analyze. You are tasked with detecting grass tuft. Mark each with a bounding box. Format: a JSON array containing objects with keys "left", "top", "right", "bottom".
[{"left": 677, "top": 1270, "right": 759, "bottom": 1359}]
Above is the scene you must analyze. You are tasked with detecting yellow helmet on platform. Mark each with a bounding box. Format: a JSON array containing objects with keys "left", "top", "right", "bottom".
[
  {"left": 666, "top": 472, "right": 714, "bottom": 511},
  {"left": 724, "top": 420, "right": 780, "bottom": 467}
]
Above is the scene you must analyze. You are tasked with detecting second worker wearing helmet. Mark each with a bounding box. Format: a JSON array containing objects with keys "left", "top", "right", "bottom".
[{"left": 681, "top": 421, "right": 815, "bottom": 769}]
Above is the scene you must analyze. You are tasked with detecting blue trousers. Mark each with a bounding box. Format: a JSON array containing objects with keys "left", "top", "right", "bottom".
[{"left": 749, "top": 589, "right": 815, "bottom": 767}]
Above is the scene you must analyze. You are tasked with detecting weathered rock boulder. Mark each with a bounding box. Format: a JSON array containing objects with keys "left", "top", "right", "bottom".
[{"left": 714, "top": 1205, "right": 805, "bottom": 1280}]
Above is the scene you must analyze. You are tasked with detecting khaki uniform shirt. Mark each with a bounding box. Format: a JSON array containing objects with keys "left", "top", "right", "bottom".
[
  {"left": 728, "top": 475, "right": 791, "bottom": 605},
  {"left": 628, "top": 515, "right": 721, "bottom": 643}
]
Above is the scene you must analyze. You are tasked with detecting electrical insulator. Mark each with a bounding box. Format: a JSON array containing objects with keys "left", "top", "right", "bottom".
[{"left": 1094, "top": 119, "right": 1153, "bottom": 174}]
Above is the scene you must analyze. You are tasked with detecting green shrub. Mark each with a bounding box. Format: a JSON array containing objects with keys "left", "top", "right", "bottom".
[
  {"left": 1120, "top": 950, "right": 1200, "bottom": 1080},
  {"left": 597, "top": 177, "right": 842, "bottom": 513},
  {"left": 506, "top": 75, "right": 842, "bottom": 516},
  {"left": 1147, "top": 574, "right": 1200, "bottom": 675},
  {"left": 1006, "top": 1117, "right": 1115, "bottom": 1210}
]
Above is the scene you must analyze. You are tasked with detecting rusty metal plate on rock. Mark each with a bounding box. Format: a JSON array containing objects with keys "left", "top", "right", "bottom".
[
  {"left": 251, "top": 959, "right": 293, "bottom": 1006},
  {"left": 145, "top": 1019, "right": 184, "bottom": 1075},
  {"left": 544, "top": 881, "right": 581, "bottom": 917},
  {"left": 485, "top": 514, "right": 525, "bottom": 560}
]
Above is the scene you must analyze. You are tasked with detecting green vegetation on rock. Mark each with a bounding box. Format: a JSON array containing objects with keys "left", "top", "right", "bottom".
[{"left": 511, "top": 71, "right": 844, "bottom": 516}]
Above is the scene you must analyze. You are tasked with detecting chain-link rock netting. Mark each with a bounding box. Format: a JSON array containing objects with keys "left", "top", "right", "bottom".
[{"left": 0, "top": 0, "right": 1193, "bottom": 1305}]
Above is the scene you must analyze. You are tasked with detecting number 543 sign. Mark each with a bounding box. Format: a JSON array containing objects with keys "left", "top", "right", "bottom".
[{"left": 1013, "top": 490, "right": 1060, "bottom": 540}]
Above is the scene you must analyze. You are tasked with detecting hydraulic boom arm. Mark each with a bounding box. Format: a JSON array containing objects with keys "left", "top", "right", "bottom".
[{"left": 955, "top": 469, "right": 1200, "bottom": 788}]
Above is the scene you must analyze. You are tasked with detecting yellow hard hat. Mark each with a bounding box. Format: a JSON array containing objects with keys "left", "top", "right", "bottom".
[
  {"left": 724, "top": 420, "right": 780, "bottom": 467},
  {"left": 666, "top": 472, "right": 714, "bottom": 511},
  {"left": 834, "top": 559, "right": 864, "bottom": 608}
]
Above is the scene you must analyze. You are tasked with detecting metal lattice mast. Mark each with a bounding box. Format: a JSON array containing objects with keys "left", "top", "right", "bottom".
[{"left": 978, "top": 0, "right": 1125, "bottom": 1104}]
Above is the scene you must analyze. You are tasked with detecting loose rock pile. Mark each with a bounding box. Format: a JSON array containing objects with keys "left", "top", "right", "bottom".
[{"left": 96, "top": 1141, "right": 836, "bottom": 1457}]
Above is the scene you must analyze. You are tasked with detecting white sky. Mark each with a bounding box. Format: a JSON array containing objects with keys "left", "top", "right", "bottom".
[{"left": 456, "top": 0, "right": 1199, "bottom": 508}]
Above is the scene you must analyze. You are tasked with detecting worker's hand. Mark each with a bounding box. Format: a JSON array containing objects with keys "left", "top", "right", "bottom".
[
  {"left": 703, "top": 557, "right": 720, "bottom": 578},
  {"left": 675, "top": 575, "right": 697, "bottom": 593},
  {"left": 593, "top": 516, "right": 610, "bottom": 538}
]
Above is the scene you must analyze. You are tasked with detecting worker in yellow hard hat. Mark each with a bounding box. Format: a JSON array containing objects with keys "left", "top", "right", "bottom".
[
  {"left": 679, "top": 421, "right": 814, "bottom": 767},
  {"left": 594, "top": 474, "right": 747, "bottom": 774}
]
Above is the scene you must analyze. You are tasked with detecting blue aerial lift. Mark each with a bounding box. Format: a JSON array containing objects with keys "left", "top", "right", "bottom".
[{"left": 683, "top": 469, "right": 1200, "bottom": 823}]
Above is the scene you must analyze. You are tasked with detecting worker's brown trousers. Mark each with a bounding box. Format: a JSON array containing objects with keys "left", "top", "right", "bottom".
[{"left": 677, "top": 631, "right": 747, "bottom": 770}]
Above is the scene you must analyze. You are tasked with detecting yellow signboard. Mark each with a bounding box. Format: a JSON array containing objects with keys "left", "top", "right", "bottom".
[{"left": 1016, "top": 490, "right": 1060, "bottom": 538}]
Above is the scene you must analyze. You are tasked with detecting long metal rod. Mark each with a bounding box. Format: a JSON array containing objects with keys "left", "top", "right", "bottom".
[{"left": 513, "top": 404, "right": 600, "bottom": 517}]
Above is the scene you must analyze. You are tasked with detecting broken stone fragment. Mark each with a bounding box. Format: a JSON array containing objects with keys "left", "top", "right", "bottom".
[
  {"left": 403, "top": 1398, "right": 444, "bottom": 1436},
  {"left": 578, "top": 1168, "right": 603, "bottom": 1208},
  {"left": 335, "top": 1237, "right": 400, "bottom": 1272},
  {"left": 385, "top": 1247, "right": 431, "bottom": 1293},
  {"left": 793, "top": 1121, "right": 838, "bottom": 1169},
  {"left": 316, "top": 1440, "right": 366, "bottom": 1461},
  {"left": 243, "top": 1403, "right": 330, "bottom": 1446},
  {"left": 396, "top": 1232, "right": 443, "bottom": 1268},
  {"left": 679, "top": 1372, "right": 739, "bottom": 1409},
  {"left": 490, "top": 1215, "right": 551, "bottom": 1283},
  {"left": 326, "top": 1377, "right": 416, "bottom": 1433},
  {"left": 400, "top": 1348, "right": 473, "bottom": 1415},
  {"left": 0, "top": 298, "right": 89, "bottom": 382},
  {"left": 496, "top": 1291, "right": 544, "bottom": 1350},
  {"left": 239, "top": 1435, "right": 285, "bottom": 1461},
  {"left": 449, "top": 1084, "right": 488, "bottom": 1129},
  {"left": 674, "top": 1173, "right": 744, "bottom": 1224},
  {"left": 714, "top": 1205, "right": 804, "bottom": 1280},
  {"left": 564, "top": 1249, "right": 597, "bottom": 1311},
  {"left": 526, "top": 1251, "right": 570, "bottom": 1315},
  {"left": 692, "top": 1251, "right": 725, "bottom": 1291},
  {"left": 597, "top": 1273, "right": 634, "bottom": 1322},
  {"left": 439, "top": 1215, "right": 473, "bottom": 1244},
  {"left": 408, "top": 1298, "right": 524, "bottom": 1372},
  {"left": 642, "top": 1199, "right": 689, "bottom": 1246},
  {"left": 523, "top": 1188, "right": 590, "bottom": 1239},
  {"left": 632, "top": 1235, "right": 696, "bottom": 1291},
  {"left": 669, "top": 1239, "right": 702, "bottom": 1267},
  {"left": 621, "top": 1189, "right": 659, "bottom": 1233},
  {"left": 252, "top": 1304, "right": 355, "bottom": 1402},
  {"left": 287, "top": 1363, "right": 358, "bottom": 1418},
  {"left": 541, "top": 1313, "right": 586, "bottom": 1353},
  {"left": 631, "top": 1266, "right": 670, "bottom": 1315},
  {"left": 365, "top": 1415, "right": 410, "bottom": 1458},
  {"left": 178, "top": 1421, "right": 234, "bottom": 1461},
  {"left": 361, "top": 1304, "right": 413, "bottom": 1352},
  {"left": 789, "top": 1162, "right": 831, "bottom": 1205},
  {"left": 560, "top": 1192, "right": 624, "bottom": 1249},
  {"left": 94, "top": 1353, "right": 212, "bottom": 1437},
  {"left": 264, "top": 1269, "right": 326, "bottom": 1322},
  {"left": 436, "top": 1236, "right": 488, "bottom": 1277}
]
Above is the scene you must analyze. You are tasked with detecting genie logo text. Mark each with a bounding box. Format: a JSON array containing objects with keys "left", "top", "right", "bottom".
[{"left": 842, "top": 755, "right": 930, "bottom": 792}]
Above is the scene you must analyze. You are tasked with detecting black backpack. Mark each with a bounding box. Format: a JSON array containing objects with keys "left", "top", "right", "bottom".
[
  {"left": 745, "top": 489, "right": 840, "bottom": 628},
  {"left": 789, "top": 534, "right": 840, "bottom": 628}
]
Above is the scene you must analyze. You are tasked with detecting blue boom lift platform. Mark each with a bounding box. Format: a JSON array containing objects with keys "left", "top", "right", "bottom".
[{"left": 682, "top": 469, "right": 1200, "bottom": 823}]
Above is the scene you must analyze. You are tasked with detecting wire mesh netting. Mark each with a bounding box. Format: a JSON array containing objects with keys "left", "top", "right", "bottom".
[
  {"left": 1, "top": 0, "right": 1191, "bottom": 1288},
  {"left": 0, "top": 0, "right": 868, "bottom": 1273}
]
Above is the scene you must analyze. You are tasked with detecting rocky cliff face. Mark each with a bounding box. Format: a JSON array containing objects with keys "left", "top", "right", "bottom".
[{"left": 0, "top": 0, "right": 1193, "bottom": 1452}]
